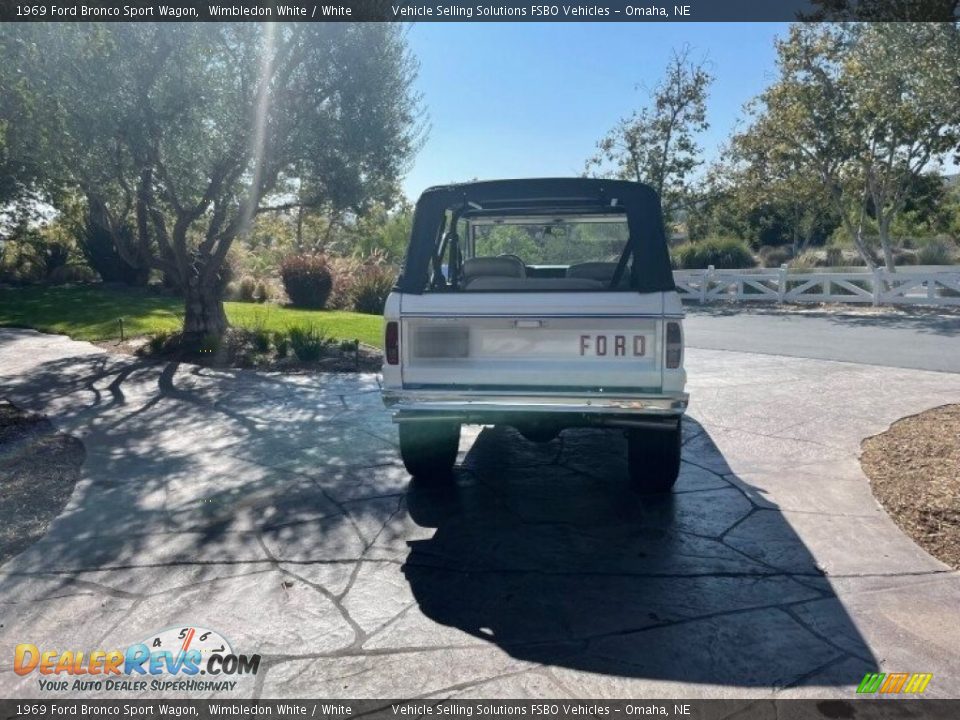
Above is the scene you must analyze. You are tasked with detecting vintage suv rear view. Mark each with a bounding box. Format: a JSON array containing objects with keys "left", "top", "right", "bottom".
[{"left": 381, "top": 178, "right": 687, "bottom": 492}]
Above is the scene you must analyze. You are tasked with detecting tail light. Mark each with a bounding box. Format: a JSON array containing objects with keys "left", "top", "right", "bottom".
[
  {"left": 385, "top": 321, "right": 399, "bottom": 365},
  {"left": 665, "top": 321, "right": 682, "bottom": 369}
]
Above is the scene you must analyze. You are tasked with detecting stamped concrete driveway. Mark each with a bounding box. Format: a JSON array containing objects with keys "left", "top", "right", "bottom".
[{"left": 1, "top": 327, "right": 960, "bottom": 700}]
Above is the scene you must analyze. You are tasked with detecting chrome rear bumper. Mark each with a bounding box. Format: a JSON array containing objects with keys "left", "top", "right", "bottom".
[{"left": 382, "top": 389, "right": 688, "bottom": 428}]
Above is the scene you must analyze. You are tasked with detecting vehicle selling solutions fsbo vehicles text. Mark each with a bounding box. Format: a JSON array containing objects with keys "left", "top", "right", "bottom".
[{"left": 390, "top": 5, "right": 690, "bottom": 18}]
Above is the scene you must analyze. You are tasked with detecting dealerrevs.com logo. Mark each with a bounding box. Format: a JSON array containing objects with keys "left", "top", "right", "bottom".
[
  {"left": 856, "top": 672, "right": 933, "bottom": 695},
  {"left": 15, "top": 626, "right": 260, "bottom": 693}
]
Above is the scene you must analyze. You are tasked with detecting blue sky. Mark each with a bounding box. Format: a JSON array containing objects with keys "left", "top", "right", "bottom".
[{"left": 402, "top": 22, "right": 789, "bottom": 200}]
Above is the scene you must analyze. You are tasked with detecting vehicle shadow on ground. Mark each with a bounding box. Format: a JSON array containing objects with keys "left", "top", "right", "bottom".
[{"left": 403, "top": 422, "right": 878, "bottom": 689}]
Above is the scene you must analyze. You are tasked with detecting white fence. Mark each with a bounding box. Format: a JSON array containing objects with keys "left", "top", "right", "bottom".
[{"left": 672, "top": 265, "right": 960, "bottom": 308}]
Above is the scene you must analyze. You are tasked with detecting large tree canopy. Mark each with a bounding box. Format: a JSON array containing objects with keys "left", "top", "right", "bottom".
[
  {"left": 585, "top": 48, "right": 713, "bottom": 225},
  {"left": 733, "top": 22, "right": 960, "bottom": 271},
  {"left": 0, "top": 22, "right": 422, "bottom": 335}
]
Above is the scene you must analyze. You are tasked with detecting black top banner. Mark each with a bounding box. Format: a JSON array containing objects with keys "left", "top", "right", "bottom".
[{"left": 0, "top": 0, "right": 958, "bottom": 22}]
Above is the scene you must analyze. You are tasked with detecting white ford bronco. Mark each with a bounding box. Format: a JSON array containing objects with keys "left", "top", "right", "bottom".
[{"left": 381, "top": 178, "right": 687, "bottom": 492}]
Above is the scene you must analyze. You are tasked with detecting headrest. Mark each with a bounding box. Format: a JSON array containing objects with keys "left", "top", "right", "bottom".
[{"left": 462, "top": 256, "right": 526, "bottom": 280}]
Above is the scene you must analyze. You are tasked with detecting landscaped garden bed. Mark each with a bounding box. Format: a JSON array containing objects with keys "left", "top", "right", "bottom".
[
  {"left": 861, "top": 404, "right": 960, "bottom": 570},
  {"left": 0, "top": 284, "right": 386, "bottom": 373}
]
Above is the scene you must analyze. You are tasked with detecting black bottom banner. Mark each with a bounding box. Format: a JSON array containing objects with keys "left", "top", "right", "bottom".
[{"left": 1, "top": 699, "right": 957, "bottom": 720}]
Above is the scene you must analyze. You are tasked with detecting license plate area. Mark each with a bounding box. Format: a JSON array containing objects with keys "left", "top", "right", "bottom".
[{"left": 406, "top": 317, "right": 659, "bottom": 363}]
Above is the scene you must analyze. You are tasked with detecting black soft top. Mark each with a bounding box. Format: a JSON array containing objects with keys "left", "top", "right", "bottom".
[{"left": 396, "top": 178, "right": 676, "bottom": 294}]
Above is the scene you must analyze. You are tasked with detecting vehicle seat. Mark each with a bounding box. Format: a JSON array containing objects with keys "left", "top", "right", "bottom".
[
  {"left": 464, "top": 277, "right": 604, "bottom": 291},
  {"left": 462, "top": 256, "right": 526, "bottom": 288},
  {"left": 566, "top": 262, "right": 619, "bottom": 283}
]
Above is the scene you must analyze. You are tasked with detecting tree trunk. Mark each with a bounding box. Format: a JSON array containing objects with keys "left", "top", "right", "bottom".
[
  {"left": 878, "top": 216, "right": 896, "bottom": 273},
  {"left": 295, "top": 204, "right": 304, "bottom": 252},
  {"left": 841, "top": 208, "right": 877, "bottom": 272},
  {"left": 182, "top": 272, "right": 228, "bottom": 339},
  {"left": 829, "top": 181, "right": 877, "bottom": 272}
]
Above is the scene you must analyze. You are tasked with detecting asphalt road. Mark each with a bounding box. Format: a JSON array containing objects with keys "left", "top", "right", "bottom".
[{"left": 683, "top": 305, "right": 960, "bottom": 373}]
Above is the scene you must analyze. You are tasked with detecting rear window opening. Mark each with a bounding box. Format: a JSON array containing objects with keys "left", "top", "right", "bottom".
[
  {"left": 432, "top": 214, "right": 636, "bottom": 293},
  {"left": 396, "top": 179, "right": 677, "bottom": 295}
]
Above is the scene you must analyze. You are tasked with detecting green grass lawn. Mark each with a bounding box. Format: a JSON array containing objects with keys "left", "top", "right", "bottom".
[{"left": 0, "top": 285, "right": 384, "bottom": 348}]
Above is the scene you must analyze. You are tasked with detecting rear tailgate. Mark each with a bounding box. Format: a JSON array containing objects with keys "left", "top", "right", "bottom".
[{"left": 399, "top": 293, "right": 664, "bottom": 393}]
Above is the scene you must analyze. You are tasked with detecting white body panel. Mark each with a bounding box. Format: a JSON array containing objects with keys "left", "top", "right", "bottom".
[{"left": 381, "top": 291, "right": 687, "bottom": 427}]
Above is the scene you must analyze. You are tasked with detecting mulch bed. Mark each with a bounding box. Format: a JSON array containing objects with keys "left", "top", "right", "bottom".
[
  {"left": 0, "top": 401, "right": 84, "bottom": 565},
  {"left": 861, "top": 404, "right": 960, "bottom": 570}
]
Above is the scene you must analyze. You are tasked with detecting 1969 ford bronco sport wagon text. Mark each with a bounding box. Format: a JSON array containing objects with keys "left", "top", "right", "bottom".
[{"left": 381, "top": 178, "right": 687, "bottom": 493}]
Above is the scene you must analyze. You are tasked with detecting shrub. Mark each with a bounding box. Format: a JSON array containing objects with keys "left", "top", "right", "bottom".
[
  {"left": 672, "top": 238, "right": 756, "bottom": 270},
  {"left": 218, "top": 329, "right": 253, "bottom": 366},
  {"left": 917, "top": 238, "right": 955, "bottom": 266},
  {"left": 0, "top": 258, "right": 41, "bottom": 284},
  {"left": 147, "top": 331, "right": 170, "bottom": 354},
  {"left": 825, "top": 247, "right": 843, "bottom": 267},
  {"left": 214, "top": 256, "right": 237, "bottom": 298},
  {"left": 892, "top": 248, "right": 918, "bottom": 266},
  {"left": 351, "top": 266, "right": 395, "bottom": 315},
  {"left": 288, "top": 325, "right": 331, "bottom": 362},
  {"left": 237, "top": 276, "right": 257, "bottom": 302},
  {"left": 273, "top": 331, "right": 290, "bottom": 359},
  {"left": 251, "top": 329, "right": 271, "bottom": 354},
  {"left": 281, "top": 254, "right": 335, "bottom": 309},
  {"left": 790, "top": 251, "right": 820, "bottom": 270},
  {"left": 759, "top": 246, "right": 792, "bottom": 268},
  {"left": 46, "top": 264, "right": 98, "bottom": 285},
  {"left": 844, "top": 249, "right": 868, "bottom": 267},
  {"left": 324, "top": 255, "right": 362, "bottom": 309},
  {"left": 254, "top": 281, "right": 271, "bottom": 303}
]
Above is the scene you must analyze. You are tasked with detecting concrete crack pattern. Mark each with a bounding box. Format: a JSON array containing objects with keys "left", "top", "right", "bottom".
[{"left": 1, "top": 328, "right": 960, "bottom": 700}]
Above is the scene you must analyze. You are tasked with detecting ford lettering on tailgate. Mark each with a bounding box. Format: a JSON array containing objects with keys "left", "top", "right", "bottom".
[{"left": 579, "top": 334, "right": 646, "bottom": 357}]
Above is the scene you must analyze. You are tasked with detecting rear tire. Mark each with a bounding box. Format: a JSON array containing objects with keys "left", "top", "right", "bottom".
[
  {"left": 627, "top": 423, "right": 682, "bottom": 493},
  {"left": 399, "top": 422, "right": 461, "bottom": 480}
]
